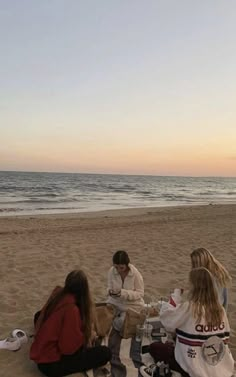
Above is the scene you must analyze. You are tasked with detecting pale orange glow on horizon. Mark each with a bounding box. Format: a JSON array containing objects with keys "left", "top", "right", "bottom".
[{"left": 1, "top": 139, "right": 235, "bottom": 177}]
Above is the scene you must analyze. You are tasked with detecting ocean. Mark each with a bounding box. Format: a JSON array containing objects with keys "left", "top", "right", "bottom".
[{"left": 0, "top": 171, "right": 235, "bottom": 216}]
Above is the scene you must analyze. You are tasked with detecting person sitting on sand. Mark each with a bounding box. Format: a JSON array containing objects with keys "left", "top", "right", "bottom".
[
  {"left": 107, "top": 250, "right": 144, "bottom": 331},
  {"left": 30, "top": 270, "right": 111, "bottom": 377},
  {"left": 140, "top": 267, "right": 234, "bottom": 377},
  {"left": 190, "top": 247, "right": 232, "bottom": 310}
]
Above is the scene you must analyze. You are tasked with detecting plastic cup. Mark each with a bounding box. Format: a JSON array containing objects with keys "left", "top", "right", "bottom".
[
  {"left": 135, "top": 324, "right": 145, "bottom": 342},
  {"left": 144, "top": 323, "right": 153, "bottom": 340}
]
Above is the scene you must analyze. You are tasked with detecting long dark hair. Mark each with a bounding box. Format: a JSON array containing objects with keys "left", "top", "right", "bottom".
[
  {"left": 113, "top": 250, "right": 130, "bottom": 265},
  {"left": 38, "top": 270, "right": 93, "bottom": 345}
]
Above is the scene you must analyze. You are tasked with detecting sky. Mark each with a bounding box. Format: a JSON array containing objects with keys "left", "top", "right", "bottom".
[{"left": 0, "top": 0, "right": 236, "bottom": 177}]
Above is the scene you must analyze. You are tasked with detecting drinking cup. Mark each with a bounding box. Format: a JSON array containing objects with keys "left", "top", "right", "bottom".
[
  {"left": 144, "top": 323, "right": 153, "bottom": 340},
  {"left": 135, "top": 324, "right": 145, "bottom": 342}
]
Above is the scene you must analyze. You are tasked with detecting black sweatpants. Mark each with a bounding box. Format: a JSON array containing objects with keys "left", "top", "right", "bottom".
[{"left": 38, "top": 345, "right": 111, "bottom": 377}]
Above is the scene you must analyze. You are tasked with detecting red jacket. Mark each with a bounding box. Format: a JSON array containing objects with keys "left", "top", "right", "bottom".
[{"left": 30, "top": 293, "right": 85, "bottom": 363}]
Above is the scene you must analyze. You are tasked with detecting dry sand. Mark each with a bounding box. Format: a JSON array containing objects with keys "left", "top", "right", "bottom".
[{"left": 0, "top": 204, "right": 235, "bottom": 376}]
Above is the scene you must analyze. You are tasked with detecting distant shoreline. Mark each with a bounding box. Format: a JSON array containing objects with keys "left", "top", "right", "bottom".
[
  {"left": 0, "top": 202, "right": 236, "bottom": 219},
  {"left": 1, "top": 172, "right": 236, "bottom": 217},
  {"left": 1, "top": 169, "right": 236, "bottom": 179}
]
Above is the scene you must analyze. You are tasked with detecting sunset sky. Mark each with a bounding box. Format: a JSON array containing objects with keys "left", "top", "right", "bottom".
[{"left": 1, "top": 1, "right": 236, "bottom": 176}]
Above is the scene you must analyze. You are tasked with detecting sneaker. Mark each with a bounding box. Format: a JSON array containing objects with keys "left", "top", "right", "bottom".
[
  {"left": 11, "top": 329, "right": 28, "bottom": 344},
  {"left": 0, "top": 337, "right": 21, "bottom": 351},
  {"left": 140, "top": 364, "right": 158, "bottom": 377}
]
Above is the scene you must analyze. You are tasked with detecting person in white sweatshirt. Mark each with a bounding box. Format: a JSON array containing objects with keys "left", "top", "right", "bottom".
[
  {"left": 107, "top": 250, "right": 144, "bottom": 331},
  {"left": 190, "top": 247, "right": 231, "bottom": 311},
  {"left": 147, "top": 267, "right": 234, "bottom": 377}
]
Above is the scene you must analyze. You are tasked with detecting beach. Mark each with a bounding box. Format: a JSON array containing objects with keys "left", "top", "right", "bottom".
[{"left": 0, "top": 203, "right": 235, "bottom": 376}]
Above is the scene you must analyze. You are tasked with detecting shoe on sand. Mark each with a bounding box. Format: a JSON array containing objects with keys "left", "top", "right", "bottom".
[
  {"left": 11, "top": 329, "right": 28, "bottom": 344},
  {"left": 0, "top": 337, "right": 21, "bottom": 351}
]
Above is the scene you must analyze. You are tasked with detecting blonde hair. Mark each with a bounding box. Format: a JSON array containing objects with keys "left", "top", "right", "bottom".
[
  {"left": 189, "top": 267, "right": 224, "bottom": 326},
  {"left": 190, "top": 247, "right": 231, "bottom": 287}
]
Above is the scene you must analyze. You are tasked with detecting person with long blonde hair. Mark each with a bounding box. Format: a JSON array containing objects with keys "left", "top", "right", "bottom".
[
  {"left": 190, "top": 247, "right": 231, "bottom": 310},
  {"left": 140, "top": 268, "right": 234, "bottom": 377},
  {"left": 30, "top": 270, "right": 111, "bottom": 377}
]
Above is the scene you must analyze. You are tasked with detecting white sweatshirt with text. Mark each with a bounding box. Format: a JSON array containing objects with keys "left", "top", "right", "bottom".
[{"left": 160, "top": 301, "right": 234, "bottom": 377}]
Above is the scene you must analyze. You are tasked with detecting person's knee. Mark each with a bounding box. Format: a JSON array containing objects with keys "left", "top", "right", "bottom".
[
  {"left": 149, "top": 342, "right": 159, "bottom": 360},
  {"left": 149, "top": 342, "right": 166, "bottom": 361}
]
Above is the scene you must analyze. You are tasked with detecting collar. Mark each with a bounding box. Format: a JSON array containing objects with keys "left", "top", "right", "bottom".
[{"left": 113, "top": 263, "right": 134, "bottom": 276}]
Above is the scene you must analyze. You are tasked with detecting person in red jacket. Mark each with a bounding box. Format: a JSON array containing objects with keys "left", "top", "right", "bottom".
[{"left": 30, "top": 270, "right": 111, "bottom": 377}]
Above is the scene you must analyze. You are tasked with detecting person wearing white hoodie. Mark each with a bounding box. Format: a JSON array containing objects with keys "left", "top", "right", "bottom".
[
  {"left": 143, "top": 267, "right": 234, "bottom": 377},
  {"left": 107, "top": 250, "right": 144, "bottom": 331}
]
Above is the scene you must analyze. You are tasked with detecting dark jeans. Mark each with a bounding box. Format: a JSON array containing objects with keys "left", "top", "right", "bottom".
[
  {"left": 38, "top": 346, "right": 111, "bottom": 377},
  {"left": 150, "top": 342, "right": 190, "bottom": 377}
]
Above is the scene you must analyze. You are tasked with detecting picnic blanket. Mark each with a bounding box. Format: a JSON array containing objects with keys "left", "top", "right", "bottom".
[
  {"left": 82, "top": 328, "right": 151, "bottom": 377},
  {"left": 107, "top": 319, "right": 162, "bottom": 377},
  {"left": 86, "top": 317, "right": 183, "bottom": 377}
]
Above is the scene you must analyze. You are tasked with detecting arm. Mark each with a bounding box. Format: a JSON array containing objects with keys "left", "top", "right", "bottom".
[
  {"left": 120, "top": 270, "right": 144, "bottom": 301},
  {"left": 35, "top": 286, "right": 62, "bottom": 331},
  {"left": 222, "top": 287, "right": 228, "bottom": 311},
  {"left": 58, "top": 305, "right": 84, "bottom": 355},
  {"left": 107, "top": 268, "right": 115, "bottom": 294},
  {"left": 223, "top": 309, "right": 231, "bottom": 340},
  {"left": 160, "top": 301, "right": 189, "bottom": 333},
  {"left": 107, "top": 267, "right": 122, "bottom": 295}
]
